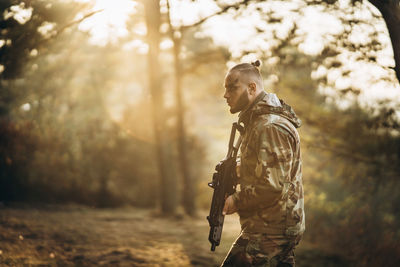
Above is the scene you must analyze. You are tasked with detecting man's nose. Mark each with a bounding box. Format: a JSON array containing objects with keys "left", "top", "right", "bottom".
[{"left": 223, "top": 91, "right": 229, "bottom": 99}]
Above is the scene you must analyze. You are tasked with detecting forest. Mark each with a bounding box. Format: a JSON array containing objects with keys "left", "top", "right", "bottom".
[{"left": 1, "top": 0, "right": 400, "bottom": 266}]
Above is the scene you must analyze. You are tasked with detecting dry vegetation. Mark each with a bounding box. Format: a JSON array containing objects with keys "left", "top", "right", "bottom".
[
  {"left": 1, "top": 1, "right": 400, "bottom": 266},
  {"left": 0, "top": 204, "right": 350, "bottom": 267}
]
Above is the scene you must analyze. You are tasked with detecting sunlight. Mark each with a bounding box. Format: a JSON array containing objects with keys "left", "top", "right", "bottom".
[
  {"left": 72, "top": 0, "right": 400, "bottom": 112},
  {"left": 4, "top": 2, "right": 32, "bottom": 24},
  {"left": 77, "top": 0, "right": 136, "bottom": 45}
]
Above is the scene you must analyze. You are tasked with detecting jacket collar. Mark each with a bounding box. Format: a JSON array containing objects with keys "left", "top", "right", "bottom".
[
  {"left": 238, "top": 91, "right": 302, "bottom": 129},
  {"left": 238, "top": 91, "right": 266, "bottom": 127}
]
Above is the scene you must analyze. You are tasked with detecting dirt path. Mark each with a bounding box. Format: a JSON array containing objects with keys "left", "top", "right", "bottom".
[{"left": 0, "top": 205, "right": 349, "bottom": 266}]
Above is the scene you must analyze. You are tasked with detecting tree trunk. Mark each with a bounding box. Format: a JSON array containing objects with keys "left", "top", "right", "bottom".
[
  {"left": 144, "top": 0, "right": 177, "bottom": 214},
  {"left": 368, "top": 0, "right": 400, "bottom": 83},
  {"left": 172, "top": 34, "right": 196, "bottom": 216}
]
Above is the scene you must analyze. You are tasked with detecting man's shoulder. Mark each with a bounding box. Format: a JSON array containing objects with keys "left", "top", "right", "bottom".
[
  {"left": 251, "top": 113, "right": 300, "bottom": 141},
  {"left": 252, "top": 113, "right": 292, "bottom": 132}
]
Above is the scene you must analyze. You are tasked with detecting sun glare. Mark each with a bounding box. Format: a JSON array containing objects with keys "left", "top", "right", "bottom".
[
  {"left": 73, "top": 0, "right": 400, "bottom": 110},
  {"left": 77, "top": 0, "right": 136, "bottom": 46}
]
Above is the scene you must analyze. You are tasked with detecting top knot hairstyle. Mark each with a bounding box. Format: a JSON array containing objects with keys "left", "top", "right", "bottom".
[
  {"left": 229, "top": 59, "right": 263, "bottom": 86},
  {"left": 251, "top": 59, "right": 261, "bottom": 68},
  {"left": 231, "top": 59, "right": 262, "bottom": 72}
]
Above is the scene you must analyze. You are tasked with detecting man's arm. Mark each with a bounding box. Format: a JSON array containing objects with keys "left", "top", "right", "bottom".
[{"left": 231, "top": 124, "right": 295, "bottom": 212}]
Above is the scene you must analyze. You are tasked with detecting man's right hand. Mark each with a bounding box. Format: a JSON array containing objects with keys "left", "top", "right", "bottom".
[{"left": 222, "top": 195, "right": 237, "bottom": 215}]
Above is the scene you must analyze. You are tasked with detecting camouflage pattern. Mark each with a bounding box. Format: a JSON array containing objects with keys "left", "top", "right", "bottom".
[
  {"left": 221, "top": 232, "right": 301, "bottom": 267},
  {"left": 225, "top": 91, "right": 304, "bottom": 266}
]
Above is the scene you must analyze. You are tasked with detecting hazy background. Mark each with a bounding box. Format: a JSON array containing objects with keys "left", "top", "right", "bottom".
[{"left": 1, "top": 0, "right": 400, "bottom": 266}]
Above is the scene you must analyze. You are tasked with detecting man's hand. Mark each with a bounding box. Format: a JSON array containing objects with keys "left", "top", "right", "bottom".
[{"left": 223, "top": 195, "right": 237, "bottom": 215}]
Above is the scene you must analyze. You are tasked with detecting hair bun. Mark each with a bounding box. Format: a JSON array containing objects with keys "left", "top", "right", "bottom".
[{"left": 251, "top": 60, "right": 261, "bottom": 67}]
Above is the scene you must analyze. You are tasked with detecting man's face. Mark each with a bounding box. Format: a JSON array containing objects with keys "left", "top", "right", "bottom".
[{"left": 224, "top": 72, "right": 250, "bottom": 114}]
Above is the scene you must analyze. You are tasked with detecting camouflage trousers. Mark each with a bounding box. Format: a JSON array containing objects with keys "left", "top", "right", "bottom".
[{"left": 220, "top": 232, "right": 301, "bottom": 267}]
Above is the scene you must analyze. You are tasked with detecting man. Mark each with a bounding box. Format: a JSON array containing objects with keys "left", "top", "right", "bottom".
[{"left": 221, "top": 60, "right": 305, "bottom": 267}]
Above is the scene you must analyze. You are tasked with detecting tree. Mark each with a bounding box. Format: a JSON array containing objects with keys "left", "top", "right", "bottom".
[
  {"left": 144, "top": 0, "right": 178, "bottom": 214},
  {"left": 0, "top": 1, "right": 160, "bottom": 207},
  {"left": 363, "top": 0, "right": 400, "bottom": 83},
  {"left": 0, "top": 0, "right": 98, "bottom": 116},
  {"left": 164, "top": 0, "right": 252, "bottom": 216},
  {"left": 310, "top": 0, "right": 400, "bottom": 84},
  {"left": 165, "top": 0, "right": 195, "bottom": 215}
]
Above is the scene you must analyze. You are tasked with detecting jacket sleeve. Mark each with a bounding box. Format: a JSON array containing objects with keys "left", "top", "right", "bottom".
[{"left": 232, "top": 123, "right": 295, "bottom": 212}]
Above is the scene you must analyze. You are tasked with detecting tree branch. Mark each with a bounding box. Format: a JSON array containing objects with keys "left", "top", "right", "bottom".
[
  {"left": 38, "top": 9, "right": 103, "bottom": 46},
  {"left": 367, "top": 0, "right": 400, "bottom": 84},
  {"left": 180, "top": 0, "right": 252, "bottom": 32},
  {"left": 303, "top": 138, "right": 400, "bottom": 174}
]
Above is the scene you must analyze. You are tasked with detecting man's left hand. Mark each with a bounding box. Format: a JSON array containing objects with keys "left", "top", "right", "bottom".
[{"left": 223, "top": 195, "right": 237, "bottom": 215}]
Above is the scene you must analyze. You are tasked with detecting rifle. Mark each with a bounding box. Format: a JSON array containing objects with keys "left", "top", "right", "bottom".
[{"left": 207, "top": 122, "right": 242, "bottom": 251}]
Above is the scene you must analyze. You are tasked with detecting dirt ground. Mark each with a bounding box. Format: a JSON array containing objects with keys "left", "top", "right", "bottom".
[{"left": 0, "top": 204, "right": 350, "bottom": 266}]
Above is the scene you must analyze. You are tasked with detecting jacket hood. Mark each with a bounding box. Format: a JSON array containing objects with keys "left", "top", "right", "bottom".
[{"left": 238, "top": 91, "right": 302, "bottom": 128}]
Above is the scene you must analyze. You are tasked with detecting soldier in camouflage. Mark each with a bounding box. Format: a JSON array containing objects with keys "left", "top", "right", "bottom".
[{"left": 221, "top": 60, "right": 305, "bottom": 267}]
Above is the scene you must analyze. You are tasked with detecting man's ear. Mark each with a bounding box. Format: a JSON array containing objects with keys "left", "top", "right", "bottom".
[{"left": 248, "top": 82, "right": 257, "bottom": 95}]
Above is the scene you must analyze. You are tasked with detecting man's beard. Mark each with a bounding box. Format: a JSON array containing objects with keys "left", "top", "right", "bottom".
[{"left": 230, "top": 90, "right": 250, "bottom": 114}]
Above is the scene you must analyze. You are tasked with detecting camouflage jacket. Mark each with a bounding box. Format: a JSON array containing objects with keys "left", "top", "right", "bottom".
[{"left": 232, "top": 91, "right": 305, "bottom": 237}]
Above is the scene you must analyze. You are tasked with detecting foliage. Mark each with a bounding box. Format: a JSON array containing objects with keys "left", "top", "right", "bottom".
[
  {"left": 1, "top": 0, "right": 400, "bottom": 265},
  {"left": 264, "top": 42, "right": 400, "bottom": 265},
  {"left": 0, "top": 0, "right": 212, "bottom": 209}
]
